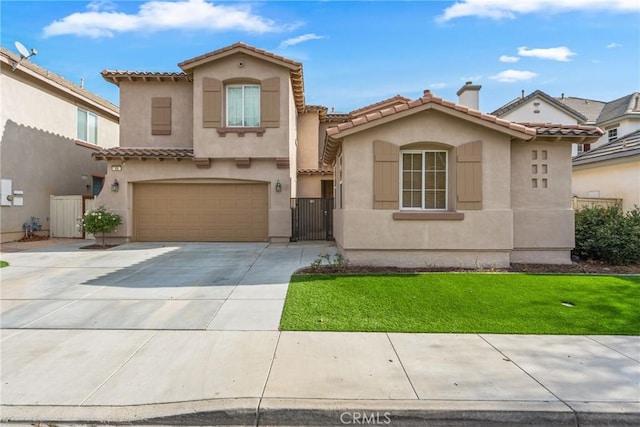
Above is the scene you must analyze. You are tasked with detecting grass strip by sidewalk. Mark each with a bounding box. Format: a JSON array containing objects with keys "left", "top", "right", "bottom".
[
  {"left": 280, "top": 273, "right": 640, "bottom": 335},
  {"left": 0, "top": 261, "right": 8, "bottom": 268}
]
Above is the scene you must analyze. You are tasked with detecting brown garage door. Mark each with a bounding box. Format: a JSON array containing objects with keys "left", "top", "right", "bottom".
[{"left": 134, "top": 183, "right": 268, "bottom": 242}]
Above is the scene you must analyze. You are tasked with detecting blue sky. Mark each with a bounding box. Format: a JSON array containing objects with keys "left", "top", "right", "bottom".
[{"left": 2, "top": 0, "right": 639, "bottom": 113}]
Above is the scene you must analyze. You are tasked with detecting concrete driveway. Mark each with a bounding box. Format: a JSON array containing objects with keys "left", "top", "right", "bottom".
[{"left": 0, "top": 241, "right": 337, "bottom": 331}]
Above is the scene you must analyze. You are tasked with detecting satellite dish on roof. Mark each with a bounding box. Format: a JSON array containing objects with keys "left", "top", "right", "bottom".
[{"left": 12, "top": 41, "right": 37, "bottom": 71}]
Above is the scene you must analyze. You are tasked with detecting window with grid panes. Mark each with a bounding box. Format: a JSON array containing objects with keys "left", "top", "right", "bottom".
[{"left": 401, "top": 151, "right": 447, "bottom": 210}]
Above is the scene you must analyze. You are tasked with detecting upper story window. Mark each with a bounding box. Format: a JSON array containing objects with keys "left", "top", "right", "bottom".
[
  {"left": 608, "top": 128, "right": 618, "bottom": 142},
  {"left": 401, "top": 150, "right": 447, "bottom": 210},
  {"left": 77, "top": 108, "right": 98, "bottom": 144},
  {"left": 226, "top": 84, "right": 260, "bottom": 127}
]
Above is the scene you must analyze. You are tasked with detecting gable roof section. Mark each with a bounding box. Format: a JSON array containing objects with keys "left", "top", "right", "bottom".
[
  {"left": 596, "top": 92, "right": 640, "bottom": 124},
  {"left": 323, "top": 92, "right": 537, "bottom": 163},
  {"left": 491, "top": 89, "right": 587, "bottom": 122},
  {"left": 556, "top": 96, "right": 605, "bottom": 124},
  {"left": 1, "top": 47, "right": 119, "bottom": 120},
  {"left": 573, "top": 129, "right": 640, "bottom": 166},
  {"left": 179, "top": 42, "right": 305, "bottom": 114}
]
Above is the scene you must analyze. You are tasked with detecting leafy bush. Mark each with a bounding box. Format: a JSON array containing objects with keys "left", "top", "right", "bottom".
[
  {"left": 78, "top": 206, "right": 122, "bottom": 248},
  {"left": 574, "top": 205, "right": 640, "bottom": 265}
]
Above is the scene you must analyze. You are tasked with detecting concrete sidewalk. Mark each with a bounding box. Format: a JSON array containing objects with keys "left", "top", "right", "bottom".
[
  {"left": 1, "top": 331, "right": 638, "bottom": 425},
  {"left": 1, "top": 240, "right": 639, "bottom": 425}
]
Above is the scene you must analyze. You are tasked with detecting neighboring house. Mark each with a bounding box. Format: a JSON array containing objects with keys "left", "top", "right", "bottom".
[
  {"left": 590, "top": 93, "right": 640, "bottom": 148},
  {"left": 323, "top": 85, "right": 602, "bottom": 267},
  {"left": 0, "top": 47, "right": 119, "bottom": 243},
  {"left": 491, "top": 89, "right": 590, "bottom": 157},
  {"left": 93, "top": 42, "right": 602, "bottom": 267},
  {"left": 572, "top": 129, "right": 640, "bottom": 212}
]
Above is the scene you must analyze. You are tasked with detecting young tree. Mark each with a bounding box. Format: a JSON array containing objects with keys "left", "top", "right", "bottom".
[{"left": 78, "top": 206, "right": 123, "bottom": 249}]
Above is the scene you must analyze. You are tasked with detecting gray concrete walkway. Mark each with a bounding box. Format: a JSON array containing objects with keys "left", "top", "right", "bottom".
[{"left": 1, "top": 241, "right": 638, "bottom": 425}]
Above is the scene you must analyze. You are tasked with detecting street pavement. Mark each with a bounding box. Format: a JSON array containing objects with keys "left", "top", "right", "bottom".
[{"left": 0, "top": 240, "right": 638, "bottom": 426}]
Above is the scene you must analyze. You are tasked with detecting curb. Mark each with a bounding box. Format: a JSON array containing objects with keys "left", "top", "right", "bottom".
[{"left": 3, "top": 399, "right": 639, "bottom": 426}]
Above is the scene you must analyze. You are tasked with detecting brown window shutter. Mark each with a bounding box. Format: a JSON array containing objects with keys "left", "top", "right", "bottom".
[
  {"left": 261, "top": 77, "right": 280, "bottom": 128},
  {"left": 151, "top": 97, "right": 171, "bottom": 135},
  {"left": 373, "top": 140, "right": 399, "bottom": 209},
  {"left": 456, "top": 140, "right": 483, "bottom": 210},
  {"left": 203, "top": 77, "right": 222, "bottom": 128}
]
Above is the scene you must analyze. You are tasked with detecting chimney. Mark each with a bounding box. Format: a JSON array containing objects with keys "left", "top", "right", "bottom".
[{"left": 456, "top": 81, "right": 481, "bottom": 110}]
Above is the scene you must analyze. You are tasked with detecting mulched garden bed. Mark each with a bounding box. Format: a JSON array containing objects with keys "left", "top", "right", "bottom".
[
  {"left": 297, "top": 260, "right": 640, "bottom": 275},
  {"left": 80, "top": 244, "right": 120, "bottom": 250}
]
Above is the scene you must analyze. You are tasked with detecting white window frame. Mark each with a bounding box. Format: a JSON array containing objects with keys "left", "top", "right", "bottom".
[
  {"left": 77, "top": 108, "right": 98, "bottom": 144},
  {"left": 400, "top": 150, "right": 448, "bottom": 211},
  {"left": 608, "top": 128, "right": 618, "bottom": 142},
  {"left": 226, "top": 84, "right": 260, "bottom": 127}
]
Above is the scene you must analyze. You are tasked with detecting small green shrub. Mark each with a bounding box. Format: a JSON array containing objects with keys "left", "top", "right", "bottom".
[
  {"left": 78, "top": 206, "right": 122, "bottom": 248},
  {"left": 574, "top": 205, "right": 640, "bottom": 265}
]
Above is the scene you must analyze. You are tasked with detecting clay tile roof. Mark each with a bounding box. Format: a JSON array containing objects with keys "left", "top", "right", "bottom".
[
  {"left": 297, "top": 168, "right": 333, "bottom": 175},
  {"left": 322, "top": 93, "right": 577, "bottom": 164},
  {"left": 516, "top": 122, "right": 604, "bottom": 137},
  {"left": 101, "top": 70, "right": 190, "bottom": 85},
  {"left": 325, "top": 113, "right": 350, "bottom": 123},
  {"left": 349, "top": 94, "right": 411, "bottom": 117},
  {"left": 92, "top": 147, "right": 194, "bottom": 160}
]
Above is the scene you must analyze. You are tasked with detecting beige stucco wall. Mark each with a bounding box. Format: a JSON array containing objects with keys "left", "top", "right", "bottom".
[
  {"left": 573, "top": 158, "right": 640, "bottom": 211},
  {"left": 510, "top": 141, "right": 574, "bottom": 263},
  {"left": 95, "top": 158, "right": 291, "bottom": 242},
  {"left": 1, "top": 63, "right": 119, "bottom": 148},
  {"left": 297, "top": 112, "right": 320, "bottom": 169},
  {"left": 1, "top": 121, "right": 106, "bottom": 242},
  {"left": 334, "top": 110, "right": 515, "bottom": 267},
  {"left": 118, "top": 81, "right": 193, "bottom": 147},
  {"left": 192, "top": 54, "right": 292, "bottom": 159}
]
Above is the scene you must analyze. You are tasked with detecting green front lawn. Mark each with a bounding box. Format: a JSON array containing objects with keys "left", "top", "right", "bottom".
[{"left": 280, "top": 274, "right": 640, "bottom": 335}]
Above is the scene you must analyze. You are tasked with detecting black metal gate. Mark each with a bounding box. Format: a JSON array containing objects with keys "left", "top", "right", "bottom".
[{"left": 291, "top": 198, "right": 334, "bottom": 241}]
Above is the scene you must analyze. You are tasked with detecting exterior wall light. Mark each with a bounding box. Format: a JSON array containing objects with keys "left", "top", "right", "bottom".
[
  {"left": 275, "top": 180, "right": 282, "bottom": 192},
  {"left": 111, "top": 179, "right": 120, "bottom": 192}
]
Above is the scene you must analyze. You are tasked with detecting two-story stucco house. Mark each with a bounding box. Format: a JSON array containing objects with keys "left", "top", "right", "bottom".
[
  {"left": 93, "top": 42, "right": 603, "bottom": 267},
  {"left": 0, "top": 47, "right": 119, "bottom": 242},
  {"left": 95, "top": 43, "right": 308, "bottom": 243}
]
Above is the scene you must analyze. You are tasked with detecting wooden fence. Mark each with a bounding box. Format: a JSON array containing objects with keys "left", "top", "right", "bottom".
[{"left": 572, "top": 196, "right": 622, "bottom": 210}]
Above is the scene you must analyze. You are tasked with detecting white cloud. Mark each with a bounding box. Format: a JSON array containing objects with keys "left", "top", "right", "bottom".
[
  {"left": 43, "top": 0, "right": 288, "bottom": 38},
  {"left": 517, "top": 46, "right": 576, "bottom": 61},
  {"left": 606, "top": 42, "right": 622, "bottom": 48},
  {"left": 437, "top": 0, "right": 640, "bottom": 22},
  {"left": 499, "top": 55, "right": 519, "bottom": 63},
  {"left": 490, "top": 70, "right": 538, "bottom": 83},
  {"left": 429, "top": 82, "right": 448, "bottom": 89},
  {"left": 279, "top": 33, "right": 325, "bottom": 48}
]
